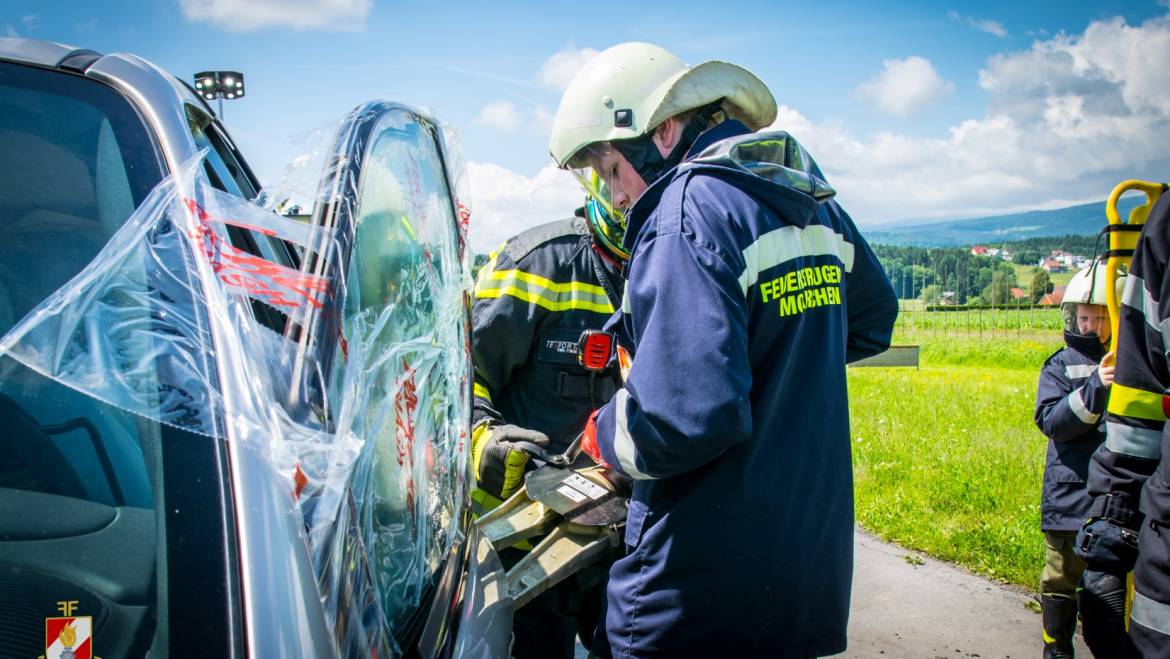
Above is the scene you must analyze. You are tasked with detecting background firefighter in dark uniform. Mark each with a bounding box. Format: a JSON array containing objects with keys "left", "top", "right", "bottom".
[
  {"left": 1033, "top": 264, "right": 1122, "bottom": 658},
  {"left": 1077, "top": 189, "right": 1170, "bottom": 658},
  {"left": 470, "top": 199, "right": 624, "bottom": 657}
]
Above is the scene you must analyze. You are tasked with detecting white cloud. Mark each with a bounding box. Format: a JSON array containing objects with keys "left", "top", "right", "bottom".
[
  {"left": 475, "top": 101, "right": 523, "bottom": 131},
  {"left": 766, "top": 11, "right": 1170, "bottom": 225},
  {"left": 856, "top": 56, "right": 955, "bottom": 118},
  {"left": 3, "top": 25, "right": 18, "bottom": 38},
  {"left": 21, "top": 15, "right": 39, "bottom": 31},
  {"left": 468, "top": 11, "right": 1170, "bottom": 237},
  {"left": 466, "top": 162, "right": 582, "bottom": 253},
  {"left": 949, "top": 10, "right": 1008, "bottom": 38},
  {"left": 537, "top": 45, "right": 600, "bottom": 90},
  {"left": 177, "top": 0, "right": 371, "bottom": 31}
]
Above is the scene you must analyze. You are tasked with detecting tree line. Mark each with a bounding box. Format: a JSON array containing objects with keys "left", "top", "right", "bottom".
[{"left": 870, "top": 234, "right": 1100, "bottom": 305}]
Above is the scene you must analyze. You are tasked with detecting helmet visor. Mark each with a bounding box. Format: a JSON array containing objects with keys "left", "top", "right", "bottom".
[{"left": 567, "top": 143, "right": 628, "bottom": 228}]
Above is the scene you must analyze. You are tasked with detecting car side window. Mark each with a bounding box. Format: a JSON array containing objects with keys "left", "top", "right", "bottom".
[{"left": 187, "top": 108, "right": 299, "bottom": 333}]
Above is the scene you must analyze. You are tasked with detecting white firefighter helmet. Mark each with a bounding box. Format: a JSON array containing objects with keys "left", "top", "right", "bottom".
[
  {"left": 1060, "top": 263, "right": 1124, "bottom": 336},
  {"left": 548, "top": 42, "right": 777, "bottom": 170}
]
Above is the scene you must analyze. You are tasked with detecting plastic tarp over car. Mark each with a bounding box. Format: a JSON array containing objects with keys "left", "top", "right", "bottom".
[{"left": 0, "top": 103, "right": 476, "bottom": 657}]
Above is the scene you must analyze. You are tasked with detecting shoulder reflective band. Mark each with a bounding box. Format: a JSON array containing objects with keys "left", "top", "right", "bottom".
[
  {"left": 1104, "top": 421, "right": 1163, "bottom": 459},
  {"left": 1107, "top": 383, "right": 1168, "bottom": 422},
  {"left": 473, "top": 381, "right": 492, "bottom": 403},
  {"left": 1064, "top": 364, "right": 1097, "bottom": 379},
  {"left": 1068, "top": 387, "right": 1100, "bottom": 424},
  {"left": 738, "top": 224, "right": 855, "bottom": 296},
  {"left": 476, "top": 268, "right": 615, "bottom": 313}
]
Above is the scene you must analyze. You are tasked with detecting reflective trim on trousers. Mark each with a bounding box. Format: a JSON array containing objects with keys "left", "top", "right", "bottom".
[
  {"left": 1104, "top": 421, "right": 1163, "bottom": 459},
  {"left": 1132, "top": 590, "right": 1170, "bottom": 636}
]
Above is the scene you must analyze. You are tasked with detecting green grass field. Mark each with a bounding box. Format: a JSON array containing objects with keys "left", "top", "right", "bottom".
[{"left": 849, "top": 321, "right": 1064, "bottom": 590}]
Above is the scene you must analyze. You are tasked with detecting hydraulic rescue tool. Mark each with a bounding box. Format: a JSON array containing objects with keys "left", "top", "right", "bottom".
[{"left": 474, "top": 330, "right": 629, "bottom": 609}]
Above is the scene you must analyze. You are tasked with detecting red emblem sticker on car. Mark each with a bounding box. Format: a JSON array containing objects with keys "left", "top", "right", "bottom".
[{"left": 42, "top": 601, "right": 95, "bottom": 659}]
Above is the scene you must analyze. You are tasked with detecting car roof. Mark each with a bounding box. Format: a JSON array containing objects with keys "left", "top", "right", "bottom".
[{"left": 0, "top": 37, "right": 221, "bottom": 175}]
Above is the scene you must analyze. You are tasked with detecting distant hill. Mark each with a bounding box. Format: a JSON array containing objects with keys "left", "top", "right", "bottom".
[{"left": 864, "top": 197, "right": 1146, "bottom": 247}]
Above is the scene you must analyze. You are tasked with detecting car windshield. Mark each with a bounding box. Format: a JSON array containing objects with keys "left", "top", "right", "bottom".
[{"left": 0, "top": 60, "right": 181, "bottom": 658}]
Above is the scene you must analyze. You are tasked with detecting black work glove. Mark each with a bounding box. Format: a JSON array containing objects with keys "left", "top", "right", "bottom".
[
  {"left": 1078, "top": 569, "right": 1132, "bottom": 658},
  {"left": 471, "top": 423, "right": 550, "bottom": 500},
  {"left": 1075, "top": 517, "right": 1139, "bottom": 574}
]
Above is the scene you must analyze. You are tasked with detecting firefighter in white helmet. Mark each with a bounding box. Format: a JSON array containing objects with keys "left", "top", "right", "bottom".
[
  {"left": 1034, "top": 263, "right": 1124, "bottom": 657},
  {"left": 549, "top": 42, "right": 898, "bottom": 656}
]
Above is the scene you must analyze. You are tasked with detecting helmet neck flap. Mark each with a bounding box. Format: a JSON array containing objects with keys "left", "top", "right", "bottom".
[{"left": 612, "top": 102, "right": 723, "bottom": 188}]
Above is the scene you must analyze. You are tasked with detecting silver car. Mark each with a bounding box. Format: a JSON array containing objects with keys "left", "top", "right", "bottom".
[{"left": 0, "top": 38, "right": 511, "bottom": 659}]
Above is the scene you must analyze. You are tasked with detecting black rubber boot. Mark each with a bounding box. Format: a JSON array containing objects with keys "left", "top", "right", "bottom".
[
  {"left": 1042, "top": 594, "right": 1077, "bottom": 658},
  {"left": 1078, "top": 569, "right": 1130, "bottom": 658}
]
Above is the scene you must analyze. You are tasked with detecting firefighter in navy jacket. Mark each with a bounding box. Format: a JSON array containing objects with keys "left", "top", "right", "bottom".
[
  {"left": 1078, "top": 190, "right": 1170, "bottom": 658},
  {"left": 549, "top": 43, "right": 898, "bottom": 657},
  {"left": 1033, "top": 264, "right": 1120, "bottom": 657}
]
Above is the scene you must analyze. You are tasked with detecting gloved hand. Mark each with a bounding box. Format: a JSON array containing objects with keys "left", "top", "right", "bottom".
[
  {"left": 1075, "top": 517, "right": 1139, "bottom": 574},
  {"left": 1078, "top": 569, "right": 1131, "bottom": 658},
  {"left": 580, "top": 409, "right": 608, "bottom": 468},
  {"left": 470, "top": 423, "right": 550, "bottom": 500}
]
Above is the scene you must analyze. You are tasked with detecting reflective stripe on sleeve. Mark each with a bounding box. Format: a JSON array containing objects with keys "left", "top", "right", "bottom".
[
  {"left": 1132, "top": 591, "right": 1170, "bottom": 636},
  {"left": 473, "top": 382, "right": 492, "bottom": 403},
  {"left": 1064, "top": 364, "right": 1097, "bottom": 379},
  {"left": 476, "top": 268, "right": 615, "bottom": 313},
  {"left": 738, "top": 224, "right": 855, "bottom": 296},
  {"left": 1068, "top": 386, "right": 1100, "bottom": 424},
  {"left": 611, "top": 389, "right": 655, "bottom": 480},
  {"left": 1105, "top": 421, "right": 1163, "bottom": 459},
  {"left": 1108, "top": 383, "right": 1167, "bottom": 422},
  {"left": 622, "top": 280, "right": 631, "bottom": 314}
]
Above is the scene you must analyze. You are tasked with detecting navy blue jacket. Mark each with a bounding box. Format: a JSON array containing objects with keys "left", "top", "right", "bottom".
[
  {"left": 1034, "top": 345, "right": 1110, "bottom": 531},
  {"left": 591, "top": 121, "right": 898, "bottom": 657}
]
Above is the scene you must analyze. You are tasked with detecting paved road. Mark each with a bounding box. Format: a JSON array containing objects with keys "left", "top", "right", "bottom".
[
  {"left": 847, "top": 528, "right": 1088, "bottom": 658},
  {"left": 576, "top": 529, "right": 1090, "bottom": 657}
]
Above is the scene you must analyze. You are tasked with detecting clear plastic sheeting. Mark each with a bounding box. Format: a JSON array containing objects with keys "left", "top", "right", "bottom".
[
  {"left": 0, "top": 151, "right": 332, "bottom": 441},
  {"left": 285, "top": 102, "right": 474, "bottom": 654},
  {"left": 0, "top": 101, "right": 475, "bottom": 657}
]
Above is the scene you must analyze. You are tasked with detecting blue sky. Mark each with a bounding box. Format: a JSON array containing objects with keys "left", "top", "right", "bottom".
[{"left": 5, "top": 0, "right": 1170, "bottom": 251}]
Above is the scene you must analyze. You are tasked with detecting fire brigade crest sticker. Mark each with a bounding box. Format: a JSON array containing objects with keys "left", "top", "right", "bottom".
[{"left": 41, "top": 601, "right": 96, "bottom": 659}]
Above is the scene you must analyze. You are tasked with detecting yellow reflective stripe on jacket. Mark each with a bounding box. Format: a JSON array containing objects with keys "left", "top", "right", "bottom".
[
  {"left": 474, "top": 242, "right": 506, "bottom": 290},
  {"left": 1108, "top": 383, "right": 1167, "bottom": 422},
  {"left": 470, "top": 422, "right": 492, "bottom": 476},
  {"left": 476, "top": 268, "right": 615, "bottom": 313},
  {"left": 484, "top": 267, "right": 609, "bottom": 299},
  {"left": 473, "top": 381, "right": 492, "bottom": 403}
]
